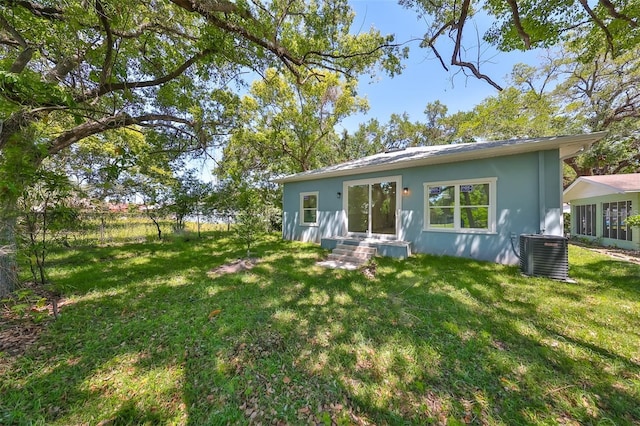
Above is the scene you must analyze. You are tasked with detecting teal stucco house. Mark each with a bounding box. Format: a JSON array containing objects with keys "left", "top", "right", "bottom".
[
  {"left": 275, "top": 133, "right": 606, "bottom": 265},
  {"left": 563, "top": 173, "right": 640, "bottom": 251}
]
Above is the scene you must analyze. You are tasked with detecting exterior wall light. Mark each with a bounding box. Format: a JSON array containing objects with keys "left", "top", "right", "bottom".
[
  {"left": 403, "top": 187, "right": 409, "bottom": 195},
  {"left": 337, "top": 191, "right": 342, "bottom": 199}
]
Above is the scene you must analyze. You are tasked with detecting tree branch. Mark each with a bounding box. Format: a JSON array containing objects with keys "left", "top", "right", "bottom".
[
  {"left": 450, "top": 0, "right": 503, "bottom": 91},
  {"left": 424, "top": 20, "right": 456, "bottom": 47},
  {"left": 44, "top": 54, "right": 83, "bottom": 83},
  {"left": 429, "top": 43, "right": 449, "bottom": 71},
  {"left": 170, "top": 0, "right": 254, "bottom": 19},
  {"left": 95, "top": 0, "right": 115, "bottom": 87},
  {"left": 598, "top": 0, "right": 638, "bottom": 28},
  {"left": 0, "top": 35, "right": 20, "bottom": 47},
  {"left": 0, "top": 11, "right": 34, "bottom": 72},
  {"left": 78, "top": 48, "right": 215, "bottom": 101},
  {"left": 611, "top": 146, "right": 640, "bottom": 173},
  {"left": 505, "top": 0, "right": 531, "bottom": 49},
  {"left": 108, "top": 22, "right": 199, "bottom": 41},
  {"left": 179, "top": 4, "right": 306, "bottom": 81},
  {"left": 602, "top": 93, "right": 640, "bottom": 128},
  {"left": 0, "top": 0, "right": 63, "bottom": 20},
  {"left": 8, "top": 47, "right": 34, "bottom": 73},
  {"left": 0, "top": 12, "right": 27, "bottom": 47},
  {"left": 578, "top": 0, "right": 615, "bottom": 54},
  {"left": 301, "top": 42, "right": 401, "bottom": 63},
  {"left": 48, "top": 113, "right": 194, "bottom": 156}
]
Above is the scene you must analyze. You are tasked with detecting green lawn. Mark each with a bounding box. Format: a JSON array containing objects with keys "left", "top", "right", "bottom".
[{"left": 1, "top": 232, "right": 639, "bottom": 425}]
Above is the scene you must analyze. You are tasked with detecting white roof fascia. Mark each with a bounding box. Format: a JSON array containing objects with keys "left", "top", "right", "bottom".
[{"left": 274, "top": 132, "right": 607, "bottom": 184}]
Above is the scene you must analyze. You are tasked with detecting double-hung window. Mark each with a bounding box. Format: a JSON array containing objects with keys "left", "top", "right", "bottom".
[
  {"left": 424, "top": 178, "right": 497, "bottom": 233},
  {"left": 300, "top": 192, "right": 318, "bottom": 226}
]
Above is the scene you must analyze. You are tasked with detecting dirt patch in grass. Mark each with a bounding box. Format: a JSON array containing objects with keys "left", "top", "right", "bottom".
[{"left": 207, "top": 257, "right": 260, "bottom": 277}]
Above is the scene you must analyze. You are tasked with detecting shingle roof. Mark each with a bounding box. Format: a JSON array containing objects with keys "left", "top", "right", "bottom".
[
  {"left": 274, "top": 132, "right": 607, "bottom": 183},
  {"left": 563, "top": 173, "right": 640, "bottom": 202},
  {"left": 574, "top": 174, "right": 640, "bottom": 192}
]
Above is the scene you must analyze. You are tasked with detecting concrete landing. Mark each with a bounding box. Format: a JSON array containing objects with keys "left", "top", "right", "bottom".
[{"left": 316, "top": 259, "right": 362, "bottom": 270}]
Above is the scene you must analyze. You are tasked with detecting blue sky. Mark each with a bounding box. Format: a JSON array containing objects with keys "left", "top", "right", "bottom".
[{"left": 341, "top": 0, "right": 544, "bottom": 131}]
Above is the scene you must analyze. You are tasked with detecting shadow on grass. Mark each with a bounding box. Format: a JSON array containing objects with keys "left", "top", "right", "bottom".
[
  {"left": 570, "top": 259, "right": 640, "bottom": 295},
  {"left": 1, "top": 237, "right": 639, "bottom": 424}
]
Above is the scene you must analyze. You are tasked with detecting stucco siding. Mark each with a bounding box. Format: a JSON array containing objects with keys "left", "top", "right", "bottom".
[
  {"left": 282, "top": 149, "right": 564, "bottom": 264},
  {"left": 282, "top": 178, "right": 346, "bottom": 243}
]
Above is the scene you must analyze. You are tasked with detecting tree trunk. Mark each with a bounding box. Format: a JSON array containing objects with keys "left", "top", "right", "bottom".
[
  {"left": 0, "top": 250, "right": 17, "bottom": 297},
  {"left": 0, "top": 218, "right": 19, "bottom": 297},
  {"left": 100, "top": 213, "right": 106, "bottom": 244},
  {"left": 150, "top": 215, "right": 162, "bottom": 240},
  {"left": 197, "top": 209, "right": 201, "bottom": 238}
]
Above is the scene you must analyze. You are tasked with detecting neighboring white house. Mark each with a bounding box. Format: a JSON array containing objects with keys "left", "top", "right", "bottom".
[{"left": 563, "top": 173, "right": 640, "bottom": 250}]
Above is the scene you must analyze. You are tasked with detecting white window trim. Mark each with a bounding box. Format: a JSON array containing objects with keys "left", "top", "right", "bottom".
[
  {"left": 423, "top": 177, "right": 497, "bottom": 234},
  {"left": 299, "top": 191, "right": 319, "bottom": 226}
]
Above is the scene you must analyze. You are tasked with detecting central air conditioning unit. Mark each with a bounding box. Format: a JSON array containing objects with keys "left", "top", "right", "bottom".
[{"left": 519, "top": 234, "right": 569, "bottom": 280}]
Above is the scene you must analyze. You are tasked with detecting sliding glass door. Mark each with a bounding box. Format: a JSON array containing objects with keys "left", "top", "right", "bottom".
[
  {"left": 346, "top": 177, "right": 399, "bottom": 236},
  {"left": 347, "top": 184, "right": 369, "bottom": 233}
]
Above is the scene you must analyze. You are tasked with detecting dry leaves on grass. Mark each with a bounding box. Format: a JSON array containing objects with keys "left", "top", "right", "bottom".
[
  {"left": 0, "top": 322, "right": 44, "bottom": 357},
  {"left": 0, "top": 283, "right": 65, "bottom": 366}
]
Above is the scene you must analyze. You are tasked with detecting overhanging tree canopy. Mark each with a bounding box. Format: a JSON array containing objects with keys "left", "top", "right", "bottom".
[{"left": 0, "top": 0, "right": 403, "bottom": 166}]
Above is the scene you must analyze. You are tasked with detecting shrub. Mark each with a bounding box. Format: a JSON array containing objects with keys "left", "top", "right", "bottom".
[{"left": 626, "top": 214, "right": 640, "bottom": 228}]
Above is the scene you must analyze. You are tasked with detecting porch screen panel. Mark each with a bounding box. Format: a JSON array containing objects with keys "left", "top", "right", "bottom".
[
  {"left": 603, "top": 203, "right": 610, "bottom": 238},
  {"left": 603, "top": 201, "right": 633, "bottom": 241},
  {"left": 576, "top": 204, "right": 596, "bottom": 236},
  {"left": 589, "top": 204, "right": 596, "bottom": 236},
  {"left": 628, "top": 201, "right": 633, "bottom": 241},
  {"left": 348, "top": 185, "right": 369, "bottom": 233},
  {"left": 619, "top": 201, "right": 627, "bottom": 240},
  {"left": 612, "top": 203, "right": 619, "bottom": 238},
  {"left": 371, "top": 182, "right": 396, "bottom": 235}
]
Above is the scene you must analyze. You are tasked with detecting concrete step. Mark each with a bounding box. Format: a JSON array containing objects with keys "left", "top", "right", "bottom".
[
  {"left": 332, "top": 248, "right": 374, "bottom": 259},
  {"left": 335, "top": 244, "right": 377, "bottom": 255},
  {"left": 327, "top": 253, "right": 369, "bottom": 264}
]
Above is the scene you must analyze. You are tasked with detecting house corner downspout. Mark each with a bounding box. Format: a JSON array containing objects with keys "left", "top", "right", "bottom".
[{"left": 538, "top": 152, "right": 546, "bottom": 234}]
